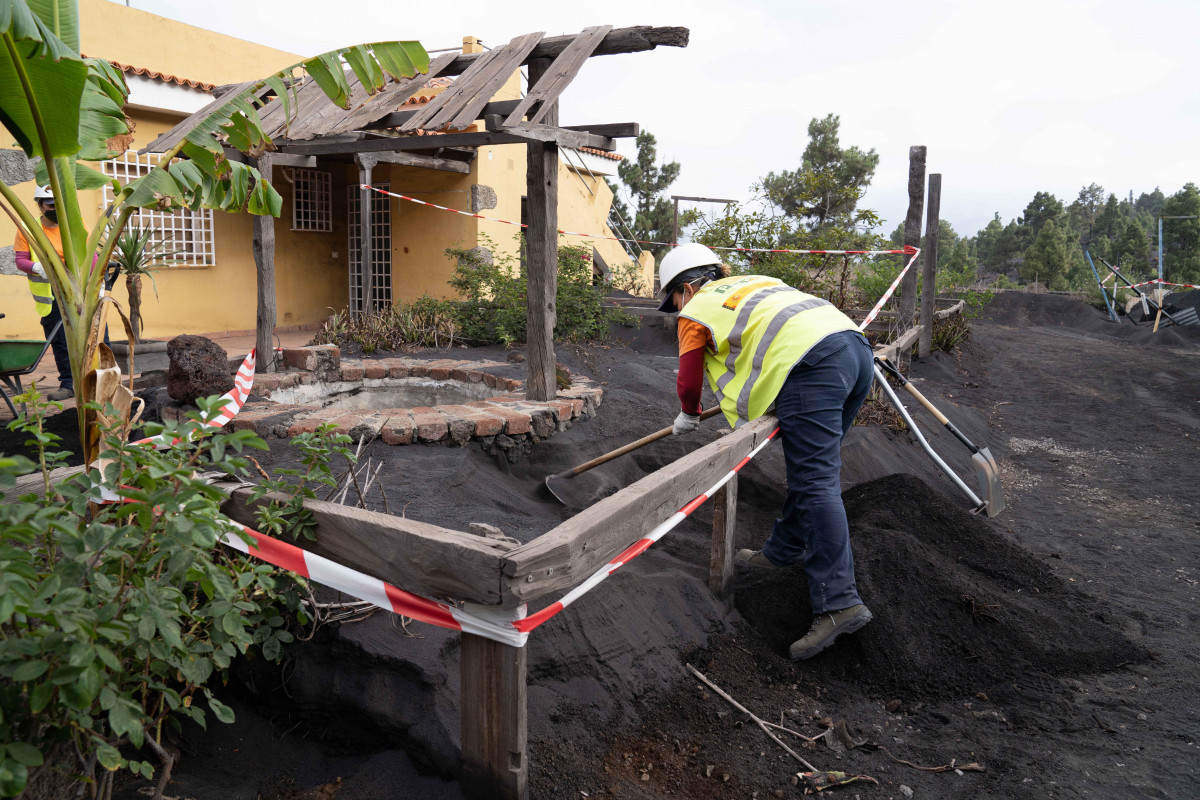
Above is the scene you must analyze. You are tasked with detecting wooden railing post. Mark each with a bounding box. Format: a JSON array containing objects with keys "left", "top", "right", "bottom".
[
  {"left": 918, "top": 173, "right": 942, "bottom": 359},
  {"left": 898, "top": 146, "right": 926, "bottom": 369},
  {"left": 709, "top": 474, "right": 737, "bottom": 599},
  {"left": 461, "top": 634, "right": 527, "bottom": 800}
]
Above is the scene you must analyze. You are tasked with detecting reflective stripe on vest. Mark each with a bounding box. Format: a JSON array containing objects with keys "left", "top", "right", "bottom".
[
  {"left": 27, "top": 274, "right": 53, "bottom": 317},
  {"left": 679, "top": 275, "right": 859, "bottom": 427}
]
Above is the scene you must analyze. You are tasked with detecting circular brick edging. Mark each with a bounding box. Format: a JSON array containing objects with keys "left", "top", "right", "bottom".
[{"left": 226, "top": 346, "right": 602, "bottom": 461}]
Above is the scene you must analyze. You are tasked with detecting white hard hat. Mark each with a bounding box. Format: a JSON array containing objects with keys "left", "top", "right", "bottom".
[
  {"left": 657, "top": 243, "right": 722, "bottom": 312},
  {"left": 33, "top": 185, "right": 53, "bottom": 200}
]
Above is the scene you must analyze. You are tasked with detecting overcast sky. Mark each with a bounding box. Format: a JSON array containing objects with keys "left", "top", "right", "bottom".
[{"left": 116, "top": 0, "right": 1200, "bottom": 238}]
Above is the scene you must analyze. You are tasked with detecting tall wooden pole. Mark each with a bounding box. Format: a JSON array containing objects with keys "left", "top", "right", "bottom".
[
  {"left": 918, "top": 173, "right": 942, "bottom": 359},
  {"left": 898, "top": 146, "right": 926, "bottom": 368},
  {"left": 525, "top": 58, "right": 558, "bottom": 401},
  {"left": 460, "top": 634, "right": 527, "bottom": 800},
  {"left": 357, "top": 157, "right": 376, "bottom": 316},
  {"left": 251, "top": 154, "right": 277, "bottom": 373}
]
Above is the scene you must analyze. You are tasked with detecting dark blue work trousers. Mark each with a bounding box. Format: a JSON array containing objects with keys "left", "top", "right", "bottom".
[
  {"left": 39, "top": 301, "right": 73, "bottom": 390},
  {"left": 760, "top": 330, "right": 874, "bottom": 615}
]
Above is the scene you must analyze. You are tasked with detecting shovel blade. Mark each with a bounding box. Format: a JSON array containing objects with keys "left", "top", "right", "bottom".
[{"left": 972, "top": 448, "right": 1005, "bottom": 517}]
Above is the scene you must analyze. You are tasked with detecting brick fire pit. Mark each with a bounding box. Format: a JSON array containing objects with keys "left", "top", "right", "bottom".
[{"left": 209, "top": 345, "right": 602, "bottom": 461}]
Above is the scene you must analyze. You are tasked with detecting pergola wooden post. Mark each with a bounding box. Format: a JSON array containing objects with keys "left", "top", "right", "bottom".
[
  {"left": 460, "top": 632, "right": 528, "bottom": 800},
  {"left": 524, "top": 58, "right": 558, "bottom": 402},
  {"left": 356, "top": 155, "right": 376, "bottom": 317},
  {"left": 251, "top": 154, "right": 277, "bottom": 373}
]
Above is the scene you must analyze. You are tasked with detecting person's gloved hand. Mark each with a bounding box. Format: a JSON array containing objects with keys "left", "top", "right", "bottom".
[
  {"left": 672, "top": 411, "right": 701, "bottom": 435},
  {"left": 30, "top": 262, "right": 46, "bottom": 278}
]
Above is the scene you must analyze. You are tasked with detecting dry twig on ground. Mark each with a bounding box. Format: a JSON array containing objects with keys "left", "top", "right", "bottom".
[{"left": 686, "top": 664, "right": 821, "bottom": 773}]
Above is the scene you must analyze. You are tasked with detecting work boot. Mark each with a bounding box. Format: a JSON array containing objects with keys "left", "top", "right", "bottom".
[
  {"left": 47, "top": 385, "right": 74, "bottom": 401},
  {"left": 788, "top": 604, "right": 873, "bottom": 661},
  {"left": 735, "top": 549, "right": 780, "bottom": 569}
]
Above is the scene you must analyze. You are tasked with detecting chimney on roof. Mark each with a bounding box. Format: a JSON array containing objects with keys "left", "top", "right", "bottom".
[{"left": 463, "top": 35, "right": 483, "bottom": 54}]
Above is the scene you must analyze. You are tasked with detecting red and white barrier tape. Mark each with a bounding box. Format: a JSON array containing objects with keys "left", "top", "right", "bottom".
[
  {"left": 217, "top": 516, "right": 530, "bottom": 647},
  {"left": 130, "top": 349, "right": 257, "bottom": 448},
  {"left": 360, "top": 184, "right": 917, "bottom": 258},
  {"left": 858, "top": 248, "right": 922, "bottom": 329},
  {"left": 1129, "top": 278, "right": 1200, "bottom": 290},
  {"left": 512, "top": 426, "right": 782, "bottom": 633}
]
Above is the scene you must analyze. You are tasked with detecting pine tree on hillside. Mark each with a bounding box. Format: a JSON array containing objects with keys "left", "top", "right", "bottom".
[
  {"left": 1021, "top": 220, "right": 1070, "bottom": 290},
  {"left": 615, "top": 131, "right": 681, "bottom": 258}
]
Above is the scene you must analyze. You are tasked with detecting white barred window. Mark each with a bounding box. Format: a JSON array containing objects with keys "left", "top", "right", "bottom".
[
  {"left": 291, "top": 169, "right": 332, "bottom": 232},
  {"left": 102, "top": 152, "right": 215, "bottom": 266}
]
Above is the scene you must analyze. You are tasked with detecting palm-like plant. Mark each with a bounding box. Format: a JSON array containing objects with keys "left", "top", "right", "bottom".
[
  {"left": 0, "top": 0, "right": 429, "bottom": 463},
  {"left": 110, "top": 226, "right": 178, "bottom": 342}
]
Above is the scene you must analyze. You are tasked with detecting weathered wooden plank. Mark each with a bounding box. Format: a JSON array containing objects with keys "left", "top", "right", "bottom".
[
  {"left": 252, "top": 155, "right": 277, "bottom": 374},
  {"left": 918, "top": 173, "right": 942, "bottom": 359},
  {"left": 399, "top": 45, "right": 505, "bottom": 132},
  {"left": 503, "top": 25, "right": 611, "bottom": 128},
  {"left": 356, "top": 150, "right": 471, "bottom": 174},
  {"left": 441, "top": 26, "right": 689, "bottom": 76},
  {"left": 368, "top": 99, "right": 522, "bottom": 131},
  {"left": 482, "top": 116, "right": 615, "bottom": 151},
  {"left": 524, "top": 58, "right": 558, "bottom": 404},
  {"left": 933, "top": 299, "right": 965, "bottom": 320},
  {"left": 562, "top": 122, "right": 640, "bottom": 138},
  {"left": 220, "top": 487, "right": 512, "bottom": 605},
  {"left": 461, "top": 633, "right": 527, "bottom": 800},
  {"left": 0, "top": 464, "right": 86, "bottom": 505},
  {"left": 442, "top": 32, "right": 544, "bottom": 131},
  {"left": 709, "top": 474, "right": 737, "bottom": 600},
  {"left": 282, "top": 127, "right": 609, "bottom": 156},
  {"left": 874, "top": 324, "right": 923, "bottom": 364},
  {"left": 502, "top": 416, "right": 777, "bottom": 605}
]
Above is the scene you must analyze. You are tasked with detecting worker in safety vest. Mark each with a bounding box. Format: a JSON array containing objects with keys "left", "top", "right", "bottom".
[
  {"left": 659, "top": 243, "right": 875, "bottom": 660},
  {"left": 13, "top": 185, "right": 73, "bottom": 400}
]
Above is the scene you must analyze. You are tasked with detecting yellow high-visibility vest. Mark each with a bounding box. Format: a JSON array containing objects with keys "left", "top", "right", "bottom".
[
  {"left": 27, "top": 272, "right": 53, "bottom": 317},
  {"left": 679, "top": 276, "right": 861, "bottom": 427}
]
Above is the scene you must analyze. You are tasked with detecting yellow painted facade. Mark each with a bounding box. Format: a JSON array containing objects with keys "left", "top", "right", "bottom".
[{"left": 1, "top": 3, "right": 644, "bottom": 342}]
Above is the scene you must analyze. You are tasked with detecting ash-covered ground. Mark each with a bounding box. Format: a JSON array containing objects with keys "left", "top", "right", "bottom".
[{"left": 75, "top": 292, "right": 1200, "bottom": 800}]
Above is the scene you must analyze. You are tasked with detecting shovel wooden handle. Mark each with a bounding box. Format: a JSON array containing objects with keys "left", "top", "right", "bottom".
[{"left": 553, "top": 406, "right": 723, "bottom": 480}]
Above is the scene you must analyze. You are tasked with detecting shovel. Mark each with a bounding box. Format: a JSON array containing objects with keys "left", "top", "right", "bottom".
[
  {"left": 875, "top": 357, "right": 1005, "bottom": 517},
  {"left": 544, "top": 406, "right": 723, "bottom": 504}
]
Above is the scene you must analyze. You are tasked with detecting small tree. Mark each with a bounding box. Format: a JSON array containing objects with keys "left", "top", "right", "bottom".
[
  {"left": 110, "top": 227, "right": 178, "bottom": 342},
  {"left": 615, "top": 131, "right": 680, "bottom": 257}
]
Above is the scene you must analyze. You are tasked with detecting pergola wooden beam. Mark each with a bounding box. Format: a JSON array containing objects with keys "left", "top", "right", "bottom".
[
  {"left": 278, "top": 127, "right": 616, "bottom": 157},
  {"left": 441, "top": 25, "right": 688, "bottom": 75},
  {"left": 354, "top": 149, "right": 472, "bottom": 174}
]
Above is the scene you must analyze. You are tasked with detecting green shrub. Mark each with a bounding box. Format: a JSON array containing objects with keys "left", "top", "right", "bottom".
[
  {"left": 447, "top": 235, "right": 634, "bottom": 346},
  {"left": 0, "top": 392, "right": 311, "bottom": 798}
]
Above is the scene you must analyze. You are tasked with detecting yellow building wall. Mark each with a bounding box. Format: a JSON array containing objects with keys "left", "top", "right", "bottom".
[{"left": 79, "top": 0, "right": 299, "bottom": 84}]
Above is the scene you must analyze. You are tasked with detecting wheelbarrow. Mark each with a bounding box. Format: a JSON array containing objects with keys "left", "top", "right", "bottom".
[{"left": 0, "top": 313, "right": 63, "bottom": 418}]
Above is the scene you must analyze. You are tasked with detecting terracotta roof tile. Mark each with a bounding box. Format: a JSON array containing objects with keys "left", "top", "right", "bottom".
[
  {"left": 101, "top": 58, "right": 216, "bottom": 92},
  {"left": 579, "top": 146, "right": 623, "bottom": 161}
]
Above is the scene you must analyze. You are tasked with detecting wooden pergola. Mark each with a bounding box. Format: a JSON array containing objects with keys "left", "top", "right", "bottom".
[{"left": 147, "top": 25, "right": 689, "bottom": 403}]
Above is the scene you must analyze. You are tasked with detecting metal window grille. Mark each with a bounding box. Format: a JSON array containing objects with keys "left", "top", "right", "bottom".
[
  {"left": 101, "top": 151, "right": 215, "bottom": 266},
  {"left": 348, "top": 184, "right": 392, "bottom": 315},
  {"left": 291, "top": 168, "right": 332, "bottom": 232}
]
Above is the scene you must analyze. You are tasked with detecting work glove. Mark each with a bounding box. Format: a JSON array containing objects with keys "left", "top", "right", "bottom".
[
  {"left": 30, "top": 261, "right": 46, "bottom": 278},
  {"left": 672, "top": 411, "right": 701, "bottom": 436}
]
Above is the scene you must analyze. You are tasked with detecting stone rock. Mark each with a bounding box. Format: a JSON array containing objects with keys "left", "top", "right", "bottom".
[
  {"left": 469, "top": 184, "right": 498, "bottom": 213},
  {"left": 899, "top": 785, "right": 914, "bottom": 798},
  {"left": 0, "top": 149, "right": 36, "bottom": 186},
  {"left": 167, "top": 334, "right": 234, "bottom": 404},
  {"left": 0, "top": 246, "right": 18, "bottom": 277},
  {"left": 506, "top": 351, "right": 526, "bottom": 363}
]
